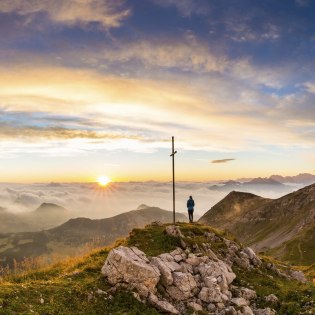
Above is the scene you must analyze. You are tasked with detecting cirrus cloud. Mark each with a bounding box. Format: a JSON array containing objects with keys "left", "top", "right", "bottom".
[{"left": 0, "top": 0, "right": 130, "bottom": 29}]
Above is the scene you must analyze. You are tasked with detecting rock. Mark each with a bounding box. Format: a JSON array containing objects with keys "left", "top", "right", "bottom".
[
  {"left": 180, "top": 238, "right": 187, "bottom": 249},
  {"left": 234, "top": 256, "right": 251, "bottom": 270},
  {"left": 198, "top": 286, "right": 224, "bottom": 303},
  {"left": 165, "top": 225, "right": 184, "bottom": 238},
  {"left": 148, "top": 293, "right": 179, "bottom": 314},
  {"left": 159, "top": 253, "right": 175, "bottom": 262},
  {"left": 204, "top": 231, "right": 216, "bottom": 241},
  {"left": 192, "top": 243, "right": 200, "bottom": 252},
  {"left": 198, "top": 260, "right": 236, "bottom": 293},
  {"left": 237, "top": 287, "right": 257, "bottom": 300},
  {"left": 179, "top": 262, "right": 193, "bottom": 274},
  {"left": 242, "top": 248, "right": 261, "bottom": 267},
  {"left": 204, "top": 276, "right": 217, "bottom": 288},
  {"left": 264, "top": 294, "right": 278, "bottom": 303},
  {"left": 130, "top": 246, "right": 149, "bottom": 262},
  {"left": 231, "top": 297, "right": 249, "bottom": 307},
  {"left": 206, "top": 248, "right": 219, "bottom": 261},
  {"left": 170, "top": 248, "right": 183, "bottom": 256},
  {"left": 132, "top": 292, "right": 142, "bottom": 302},
  {"left": 165, "top": 261, "right": 182, "bottom": 272},
  {"left": 239, "top": 306, "right": 254, "bottom": 315},
  {"left": 174, "top": 255, "right": 183, "bottom": 263},
  {"left": 217, "top": 302, "right": 225, "bottom": 309},
  {"left": 186, "top": 254, "right": 201, "bottom": 266},
  {"left": 290, "top": 270, "right": 307, "bottom": 283},
  {"left": 96, "top": 289, "right": 107, "bottom": 295},
  {"left": 253, "top": 308, "right": 276, "bottom": 315},
  {"left": 166, "top": 272, "right": 197, "bottom": 300},
  {"left": 225, "top": 306, "right": 237, "bottom": 315},
  {"left": 101, "top": 246, "right": 160, "bottom": 297},
  {"left": 151, "top": 257, "right": 173, "bottom": 286},
  {"left": 207, "top": 303, "right": 216, "bottom": 312},
  {"left": 188, "top": 301, "right": 203, "bottom": 312}
]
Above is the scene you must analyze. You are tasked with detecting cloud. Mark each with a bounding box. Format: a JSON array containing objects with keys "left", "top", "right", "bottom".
[
  {"left": 0, "top": 0, "right": 130, "bottom": 29},
  {"left": 0, "top": 62, "right": 315, "bottom": 158},
  {"left": 151, "top": 0, "right": 209, "bottom": 16},
  {"left": 304, "top": 82, "right": 315, "bottom": 93},
  {"left": 211, "top": 159, "right": 235, "bottom": 164},
  {"left": 0, "top": 123, "right": 142, "bottom": 141},
  {"left": 99, "top": 39, "right": 228, "bottom": 73},
  {"left": 0, "top": 181, "right": 300, "bottom": 222}
]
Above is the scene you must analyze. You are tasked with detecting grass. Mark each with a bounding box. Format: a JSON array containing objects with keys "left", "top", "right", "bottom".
[
  {"left": 0, "top": 246, "right": 160, "bottom": 314},
  {"left": 233, "top": 263, "right": 315, "bottom": 315},
  {"left": 0, "top": 223, "right": 314, "bottom": 314},
  {"left": 267, "top": 225, "right": 315, "bottom": 265}
]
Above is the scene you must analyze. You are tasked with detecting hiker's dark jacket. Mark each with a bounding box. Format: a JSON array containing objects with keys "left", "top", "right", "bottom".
[{"left": 187, "top": 199, "right": 195, "bottom": 211}]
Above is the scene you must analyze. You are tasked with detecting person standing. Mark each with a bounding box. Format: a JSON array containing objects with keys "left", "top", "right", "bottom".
[{"left": 187, "top": 196, "right": 195, "bottom": 223}]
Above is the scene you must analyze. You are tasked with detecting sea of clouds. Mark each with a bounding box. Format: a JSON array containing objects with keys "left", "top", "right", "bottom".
[{"left": 0, "top": 181, "right": 301, "bottom": 220}]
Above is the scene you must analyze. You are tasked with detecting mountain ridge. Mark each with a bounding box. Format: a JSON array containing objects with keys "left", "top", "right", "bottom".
[
  {"left": 199, "top": 183, "right": 315, "bottom": 264},
  {"left": 0, "top": 206, "right": 187, "bottom": 267}
]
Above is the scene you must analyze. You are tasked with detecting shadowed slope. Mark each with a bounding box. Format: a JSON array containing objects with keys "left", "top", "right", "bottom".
[{"left": 199, "top": 184, "right": 315, "bottom": 264}]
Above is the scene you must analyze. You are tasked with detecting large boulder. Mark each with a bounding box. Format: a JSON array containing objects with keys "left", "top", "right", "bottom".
[{"left": 101, "top": 246, "right": 160, "bottom": 297}]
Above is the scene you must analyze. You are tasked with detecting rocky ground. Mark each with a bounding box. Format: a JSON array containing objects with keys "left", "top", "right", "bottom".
[{"left": 101, "top": 224, "right": 311, "bottom": 314}]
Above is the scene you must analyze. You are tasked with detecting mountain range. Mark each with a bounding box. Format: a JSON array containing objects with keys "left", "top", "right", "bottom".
[
  {"left": 236, "top": 173, "right": 315, "bottom": 185},
  {"left": 0, "top": 205, "right": 187, "bottom": 267},
  {"left": 269, "top": 173, "right": 315, "bottom": 184},
  {"left": 211, "top": 173, "right": 315, "bottom": 193},
  {"left": 199, "top": 183, "right": 315, "bottom": 265},
  {"left": 208, "top": 177, "right": 290, "bottom": 193}
]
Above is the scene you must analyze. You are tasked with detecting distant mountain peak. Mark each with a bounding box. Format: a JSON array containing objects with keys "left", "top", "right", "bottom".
[
  {"left": 223, "top": 180, "right": 241, "bottom": 185},
  {"left": 225, "top": 190, "right": 261, "bottom": 199},
  {"left": 34, "top": 203, "right": 67, "bottom": 213},
  {"left": 137, "top": 204, "right": 150, "bottom": 210},
  {"left": 248, "top": 177, "right": 282, "bottom": 185}
]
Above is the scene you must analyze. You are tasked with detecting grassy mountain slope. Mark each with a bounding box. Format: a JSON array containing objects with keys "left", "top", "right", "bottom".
[
  {"left": 0, "top": 207, "right": 186, "bottom": 267},
  {"left": 0, "top": 223, "right": 314, "bottom": 314},
  {"left": 199, "top": 184, "right": 315, "bottom": 265}
]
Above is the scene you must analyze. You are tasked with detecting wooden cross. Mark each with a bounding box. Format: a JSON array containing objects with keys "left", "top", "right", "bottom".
[{"left": 170, "top": 136, "right": 177, "bottom": 225}]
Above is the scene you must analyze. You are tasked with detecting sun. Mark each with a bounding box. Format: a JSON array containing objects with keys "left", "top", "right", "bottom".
[{"left": 97, "top": 176, "right": 111, "bottom": 187}]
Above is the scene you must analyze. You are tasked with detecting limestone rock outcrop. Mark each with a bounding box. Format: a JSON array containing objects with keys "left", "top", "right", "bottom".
[
  {"left": 101, "top": 226, "right": 287, "bottom": 314},
  {"left": 101, "top": 246, "right": 160, "bottom": 297}
]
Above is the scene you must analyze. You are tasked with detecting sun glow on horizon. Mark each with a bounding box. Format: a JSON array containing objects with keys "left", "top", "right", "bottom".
[{"left": 97, "top": 176, "right": 112, "bottom": 186}]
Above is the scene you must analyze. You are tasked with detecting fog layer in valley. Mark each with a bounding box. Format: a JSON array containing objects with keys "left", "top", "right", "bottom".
[{"left": 0, "top": 180, "right": 302, "bottom": 225}]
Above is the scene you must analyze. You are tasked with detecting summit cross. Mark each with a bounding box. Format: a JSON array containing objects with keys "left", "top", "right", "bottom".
[{"left": 170, "top": 136, "right": 177, "bottom": 225}]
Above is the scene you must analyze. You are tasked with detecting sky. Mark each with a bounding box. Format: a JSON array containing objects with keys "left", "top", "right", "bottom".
[{"left": 1, "top": 0, "right": 315, "bottom": 183}]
